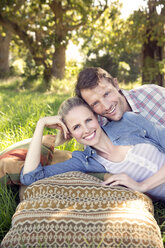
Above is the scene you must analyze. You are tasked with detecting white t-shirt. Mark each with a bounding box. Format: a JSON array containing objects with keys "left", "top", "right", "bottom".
[{"left": 95, "top": 143, "right": 165, "bottom": 200}]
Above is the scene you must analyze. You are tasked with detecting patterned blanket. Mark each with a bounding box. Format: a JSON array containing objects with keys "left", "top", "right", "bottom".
[{"left": 1, "top": 171, "right": 163, "bottom": 247}]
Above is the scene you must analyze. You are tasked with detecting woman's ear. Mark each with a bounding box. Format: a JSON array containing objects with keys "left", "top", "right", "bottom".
[{"left": 66, "top": 131, "right": 73, "bottom": 140}]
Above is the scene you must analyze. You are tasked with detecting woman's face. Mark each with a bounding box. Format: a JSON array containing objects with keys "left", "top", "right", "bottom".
[{"left": 65, "top": 105, "right": 102, "bottom": 147}]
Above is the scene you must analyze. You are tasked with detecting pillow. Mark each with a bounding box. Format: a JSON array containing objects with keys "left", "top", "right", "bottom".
[
  {"left": 1, "top": 171, "right": 163, "bottom": 248},
  {"left": 19, "top": 148, "right": 72, "bottom": 200},
  {"left": 0, "top": 135, "right": 56, "bottom": 185}
]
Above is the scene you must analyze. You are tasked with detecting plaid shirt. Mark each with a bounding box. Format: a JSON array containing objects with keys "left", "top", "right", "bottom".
[{"left": 99, "top": 84, "right": 165, "bottom": 127}]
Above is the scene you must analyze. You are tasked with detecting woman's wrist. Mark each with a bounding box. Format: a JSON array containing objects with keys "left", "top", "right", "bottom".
[{"left": 139, "top": 180, "right": 151, "bottom": 193}]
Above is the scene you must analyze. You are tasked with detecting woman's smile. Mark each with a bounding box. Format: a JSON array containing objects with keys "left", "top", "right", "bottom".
[{"left": 83, "top": 130, "right": 96, "bottom": 141}]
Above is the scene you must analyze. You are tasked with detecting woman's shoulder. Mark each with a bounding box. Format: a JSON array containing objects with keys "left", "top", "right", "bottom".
[{"left": 72, "top": 146, "right": 93, "bottom": 158}]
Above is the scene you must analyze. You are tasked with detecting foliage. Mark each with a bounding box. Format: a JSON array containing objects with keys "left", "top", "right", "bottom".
[
  {"left": 0, "top": 0, "right": 109, "bottom": 86},
  {"left": 77, "top": 0, "right": 164, "bottom": 85},
  {"left": 78, "top": 2, "right": 141, "bottom": 83},
  {"left": 84, "top": 53, "right": 118, "bottom": 78},
  {"left": 125, "top": 0, "right": 165, "bottom": 85},
  {"left": 83, "top": 51, "right": 141, "bottom": 84},
  {"left": 118, "top": 51, "right": 141, "bottom": 83}
]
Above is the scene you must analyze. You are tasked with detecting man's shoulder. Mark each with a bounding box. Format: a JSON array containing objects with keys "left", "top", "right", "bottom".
[
  {"left": 122, "top": 84, "right": 165, "bottom": 106},
  {"left": 128, "top": 84, "right": 163, "bottom": 94}
]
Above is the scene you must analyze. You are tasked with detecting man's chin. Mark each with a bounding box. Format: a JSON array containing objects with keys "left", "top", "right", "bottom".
[{"left": 106, "top": 114, "right": 122, "bottom": 121}]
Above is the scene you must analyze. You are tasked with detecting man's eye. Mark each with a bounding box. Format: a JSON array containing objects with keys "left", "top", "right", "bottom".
[
  {"left": 92, "top": 101, "right": 99, "bottom": 108},
  {"left": 86, "top": 118, "right": 92, "bottom": 122}
]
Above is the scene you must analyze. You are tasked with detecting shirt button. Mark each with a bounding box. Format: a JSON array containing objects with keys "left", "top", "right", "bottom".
[
  {"left": 143, "top": 130, "right": 146, "bottom": 134},
  {"left": 85, "top": 156, "right": 88, "bottom": 159}
]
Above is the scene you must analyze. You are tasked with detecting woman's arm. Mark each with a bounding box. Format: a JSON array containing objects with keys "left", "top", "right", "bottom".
[
  {"left": 101, "top": 163, "right": 165, "bottom": 193},
  {"left": 23, "top": 116, "right": 69, "bottom": 175}
]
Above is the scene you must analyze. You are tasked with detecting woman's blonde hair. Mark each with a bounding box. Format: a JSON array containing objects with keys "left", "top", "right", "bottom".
[{"left": 58, "top": 96, "right": 92, "bottom": 123}]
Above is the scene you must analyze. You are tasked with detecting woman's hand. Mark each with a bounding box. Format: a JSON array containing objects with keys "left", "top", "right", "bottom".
[
  {"left": 23, "top": 115, "right": 71, "bottom": 175},
  {"left": 38, "top": 115, "right": 70, "bottom": 139},
  {"left": 101, "top": 173, "right": 145, "bottom": 192}
]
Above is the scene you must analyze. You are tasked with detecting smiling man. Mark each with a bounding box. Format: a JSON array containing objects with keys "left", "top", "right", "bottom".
[{"left": 75, "top": 67, "right": 165, "bottom": 127}]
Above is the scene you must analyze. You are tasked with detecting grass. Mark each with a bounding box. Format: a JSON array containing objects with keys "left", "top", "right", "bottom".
[
  {"left": 0, "top": 77, "right": 165, "bottom": 245},
  {"left": 0, "top": 183, "right": 19, "bottom": 242}
]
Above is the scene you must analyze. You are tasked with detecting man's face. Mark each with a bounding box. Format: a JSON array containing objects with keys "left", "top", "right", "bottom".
[{"left": 81, "top": 78, "right": 130, "bottom": 121}]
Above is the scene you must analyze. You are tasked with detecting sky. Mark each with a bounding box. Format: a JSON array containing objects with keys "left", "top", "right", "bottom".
[
  {"left": 66, "top": 0, "right": 147, "bottom": 61},
  {"left": 120, "top": 0, "right": 147, "bottom": 19}
]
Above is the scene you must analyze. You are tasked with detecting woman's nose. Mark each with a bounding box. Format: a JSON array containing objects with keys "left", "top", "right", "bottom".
[{"left": 83, "top": 125, "right": 90, "bottom": 133}]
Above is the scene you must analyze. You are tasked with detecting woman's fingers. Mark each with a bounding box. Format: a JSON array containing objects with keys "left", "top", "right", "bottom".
[
  {"left": 101, "top": 173, "right": 143, "bottom": 192},
  {"left": 101, "top": 174, "right": 121, "bottom": 186}
]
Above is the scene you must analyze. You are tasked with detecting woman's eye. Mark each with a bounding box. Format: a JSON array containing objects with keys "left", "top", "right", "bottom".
[
  {"left": 104, "top": 92, "right": 110, "bottom": 97},
  {"left": 73, "top": 125, "right": 79, "bottom": 130}
]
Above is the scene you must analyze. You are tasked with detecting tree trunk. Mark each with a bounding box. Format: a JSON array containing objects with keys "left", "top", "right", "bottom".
[
  {"left": 142, "top": 0, "right": 164, "bottom": 86},
  {"left": 52, "top": 44, "right": 66, "bottom": 79},
  {"left": 43, "top": 67, "right": 52, "bottom": 90},
  {"left": 142, "top": 39, "right": 164, "bottom": 85},
  {"left": 0, "top": 29, "right": 11, "bottom": 77}
]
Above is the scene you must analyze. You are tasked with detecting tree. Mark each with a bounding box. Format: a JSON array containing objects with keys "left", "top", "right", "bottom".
[
  {"left": 0, "top": 27, "right": 11, "bottom": 77},
  {"left": 77, "top": 2, "right": 141, "bottom": 83},
  {"left": 142, "top": 0, "right": 165, "bottom": 86},
  {"left": 126, "top": 0, "right": 165, "bottom": 86},
  {"left": 0, "top": 0, "right": 108, "bottom": 88}
]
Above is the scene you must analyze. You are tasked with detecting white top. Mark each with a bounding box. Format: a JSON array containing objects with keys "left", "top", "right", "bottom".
[{"left": 95, "top": 143, "right": 165, "bottom": 200}]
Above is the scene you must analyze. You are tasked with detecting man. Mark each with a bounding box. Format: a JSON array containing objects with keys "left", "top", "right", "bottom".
[{"left": 75, "top": 67, "right": 165, "bottom": 127}]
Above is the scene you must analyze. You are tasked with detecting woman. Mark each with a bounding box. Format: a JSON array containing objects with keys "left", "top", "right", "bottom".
[{"left": 21, "top": 97, "right": 165, "bottom": 201}]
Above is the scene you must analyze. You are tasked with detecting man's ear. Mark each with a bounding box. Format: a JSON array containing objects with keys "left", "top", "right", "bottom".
[{"left": 113, "top": 78, "right": 120, "bottom": 91}]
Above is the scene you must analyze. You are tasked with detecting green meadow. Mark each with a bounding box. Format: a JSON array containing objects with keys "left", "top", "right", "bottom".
[{"left": 0, "top": 78, "right": 165, "bottom": 244}]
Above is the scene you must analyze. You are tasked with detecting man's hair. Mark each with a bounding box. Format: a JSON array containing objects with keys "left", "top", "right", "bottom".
[{"left": 75, "top": 67, "right": 115, "bottom": 98}]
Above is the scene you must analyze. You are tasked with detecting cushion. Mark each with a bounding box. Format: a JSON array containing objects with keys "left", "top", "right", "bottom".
[
  {"left": 19, "top": 148, "right": 72, "bottom": 200},
  {"left": 1, "top": 171, "right": 163, "bottom": 247},
  {"left": 0, "top": 135, "right": 56, "bottom": 185}
]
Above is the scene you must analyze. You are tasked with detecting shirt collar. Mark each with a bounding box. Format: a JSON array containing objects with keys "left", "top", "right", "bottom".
[
  {"left": 121, "top": 89, "right": 141, "bottom": 113},
  {"left": 84, "top": 145, "right": 97, "bottom": 157}
]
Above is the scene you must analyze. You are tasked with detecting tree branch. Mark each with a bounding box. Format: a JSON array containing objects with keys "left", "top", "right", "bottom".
[{"left": 0, "top": 14, "right": 44, "bottom": 65}]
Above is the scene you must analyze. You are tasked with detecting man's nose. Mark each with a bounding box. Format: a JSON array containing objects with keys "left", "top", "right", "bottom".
[{"left": 101, "top": 99, "right": 110, "bottom": 110}]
